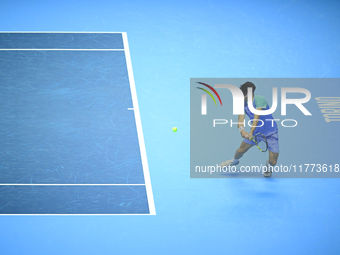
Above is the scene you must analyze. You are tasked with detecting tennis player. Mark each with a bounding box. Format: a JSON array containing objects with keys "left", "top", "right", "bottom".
[{"left": 219, "top": 82, "right": 279, "bottom": 177}]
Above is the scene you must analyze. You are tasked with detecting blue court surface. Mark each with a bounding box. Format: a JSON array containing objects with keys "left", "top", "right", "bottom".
[
  {"left": 1, "top": 1, "right": 340, "bottom": 254},
  {"left": 0, "top": 32, "right": 154, "bottom": 215}
]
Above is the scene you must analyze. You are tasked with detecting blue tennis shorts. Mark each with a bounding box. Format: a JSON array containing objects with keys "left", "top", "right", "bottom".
[{"left": 243, "top": 132, "right": 279, "bottom": 153}]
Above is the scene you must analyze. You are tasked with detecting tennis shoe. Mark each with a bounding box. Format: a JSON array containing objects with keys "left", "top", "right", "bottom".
[
  {"left": 264, "top": 160, "right": 272, "bottom": 177},
  {"left": 219, "top": 159, "right": 239, "bottom": 168}
]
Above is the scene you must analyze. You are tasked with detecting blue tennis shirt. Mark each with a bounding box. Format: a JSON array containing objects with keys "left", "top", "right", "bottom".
[{"left": 244, "top": 95, "right": 278, "bottom": 136}]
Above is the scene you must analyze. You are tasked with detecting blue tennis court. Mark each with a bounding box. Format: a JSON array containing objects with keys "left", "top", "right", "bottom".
[
  {"left": 0, "top": 32, "right": 155, "bottom": 214},
  {"left": 1, "top": 1, "right": 340, "bottom": 254}
]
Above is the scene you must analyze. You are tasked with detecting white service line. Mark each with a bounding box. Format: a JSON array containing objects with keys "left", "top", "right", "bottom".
[
  {"left": 0, "top": 31, "right": 124, "bottom": 33},
  {"left": 0, "top": 214, "right": 153, "bottom": 216},
  {"left": 0, "top": 49, "right": 124, "bottom": 51},
  {"left": 0, "top": 184, "right": 145, "bottom": 186}
]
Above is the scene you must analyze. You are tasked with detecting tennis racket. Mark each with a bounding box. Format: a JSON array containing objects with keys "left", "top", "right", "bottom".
[{"left": 250, "top": 133, "right": 268, "bottom": 152}]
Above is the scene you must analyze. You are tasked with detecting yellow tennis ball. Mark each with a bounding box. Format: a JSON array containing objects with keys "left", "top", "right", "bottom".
[{"left": 172, "top": 127, "right": 177, "bottom": 132}]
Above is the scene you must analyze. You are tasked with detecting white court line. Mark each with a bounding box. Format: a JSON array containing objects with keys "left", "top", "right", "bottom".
[
  {"left": 0, "top": 31, "right": 125, "bottom": 50},
  {"left": 0, "top": 182, "right": 151, "bottom": 216},
  {"left": 0, "top": 49, "right": 124, "bottom": 51},
  {"left": 122, "top": 32, "right": 156, "bottom": 215},
  {"left": 0, "top": 184, "right": 145, "bottom": 186},
  {"left": 0, "top": 31, "right": 124, "bottom": 33},
  {"left": 128, "top": 108, "right": 134, "bottom": 110},
  {"left": 0, "top": 214, "right": 153, "bottom": 216}
]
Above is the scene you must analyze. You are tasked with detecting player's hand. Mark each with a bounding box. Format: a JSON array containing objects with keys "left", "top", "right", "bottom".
[
  {"left": 240, "top": 130, "right": 249, "bottom": 138},
  {"left": 248, "top": 132, "right": 253, "bottom": 140}
]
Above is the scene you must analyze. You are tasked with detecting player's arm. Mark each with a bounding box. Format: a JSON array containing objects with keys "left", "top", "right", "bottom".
[
  {"left": 248, "top": 95, "right": 268, "bottom": 139},
  {"left": 238, "top": 114, "right": 249, "bottom": 138},
  {"left": 248, "top": 108, "right": 263, "bottom": 139}
]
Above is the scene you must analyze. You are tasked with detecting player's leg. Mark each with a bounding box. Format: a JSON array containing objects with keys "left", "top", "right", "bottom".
[
  {"left": 268, "top": 150, "right": 279, "bottom": 166},
  {"left": 264, "top": 132, "right": 279, "bottom": 177},
  {"left": 264, "top": 150, "right": 279, "bottom": 177},
  {"left": 220, "top": 141, "right": 253, "bottom": 167},
  {"left": 234, "top": 141, "right": 253, "bottom": 160}
]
